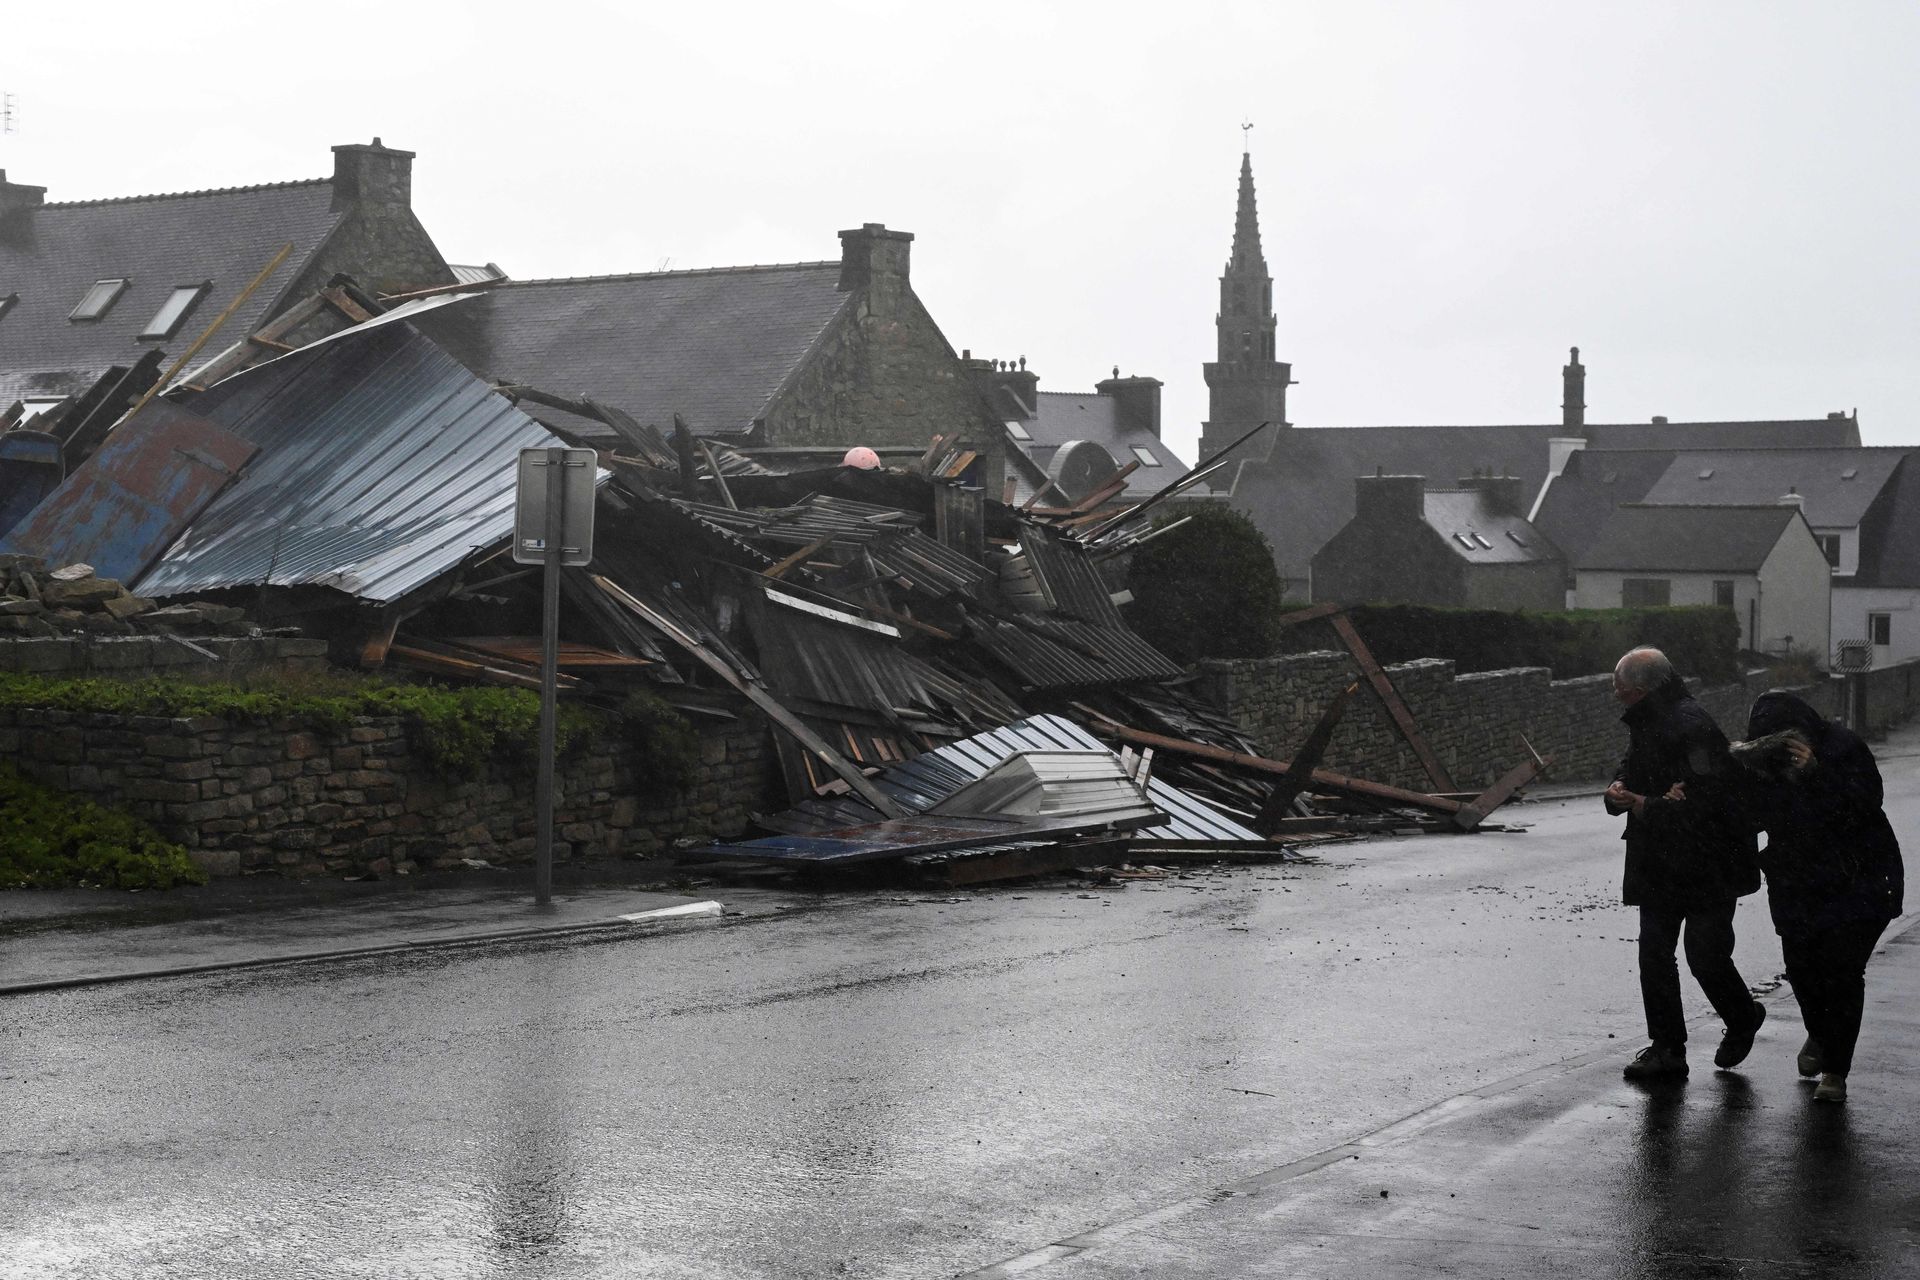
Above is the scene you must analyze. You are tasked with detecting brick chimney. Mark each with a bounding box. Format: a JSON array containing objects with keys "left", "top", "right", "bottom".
[
  {"left": 1096, "top": 373, "right": 1164, "bottom": 439},
  {"left": 838, "top": 222, "right": 913, "bottom": 318},
  {"left": 1455, "top": 472, "right": 1526, "bottom": 516},
  {"left": 331, "top": 137, "right": 415, "bottom": 209},
  {"left": 1354, "top": 473, "right": 1426, "bottom": 524},
  {"left": 1562, "top": 346, "right": 1586, "bottom": 433}
]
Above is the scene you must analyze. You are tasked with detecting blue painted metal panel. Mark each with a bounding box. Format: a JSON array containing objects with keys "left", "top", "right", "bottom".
[
  {"left": 0, "top": 406, "right": 255, "bottom": 583},
  {"left": 0, "top": 431, "right": 66, "bottom": 539}
]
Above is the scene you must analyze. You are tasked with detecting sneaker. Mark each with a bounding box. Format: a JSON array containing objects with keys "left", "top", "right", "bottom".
[
  {"left": 1797, "top": 1036, "right": 1824, "bottom": 1078},
  {"left": 1714, "top": 1001, "right": 1766, "bottom": 1069},
  {"left": 1813, "top": 1072, "right": 1847, "bottom": 1103},
  {"left": 1624, "top": 1042, "right": 1689, "bottom": 1080}
]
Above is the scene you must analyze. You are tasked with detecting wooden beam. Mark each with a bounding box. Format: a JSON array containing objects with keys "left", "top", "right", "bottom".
[
  {"left": 1451, "top": 754, "right": 1551, "bottom": 832},
  {"left": 695, "top": 436, "right": 738, "bottom": 510},
  {"left": 123, "top": 242, "right": 294, "bottom": 428},
  {"left": 761, "top": 533, "right": 837, "bottom": 581},
  {"left": 319, "top": 286, "right": 377, "bottom": 323},
  {"left": 1073, "top": 709, "right": 1464, "bottom": 816},
  {"left": 1328, "top": 611, "right": 1457, "bottom": 793},
  {"left": 591, "top": 574, "right": 906, "bottom": 818},
  {"left": 1254, "top": 681, "right": 1359, "bottom": 831},
  {"left": 1273, "top": 601, "right": 1346, "bottom": 630}
]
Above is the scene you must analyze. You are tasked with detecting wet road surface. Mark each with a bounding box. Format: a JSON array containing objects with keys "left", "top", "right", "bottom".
[{"left": 5, "top": 749, "right": 1916, "bottom": 1278}]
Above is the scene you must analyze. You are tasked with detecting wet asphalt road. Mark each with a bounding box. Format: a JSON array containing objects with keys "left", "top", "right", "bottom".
[{"left": 5, "top": 756, "right": 1916, "bottom": 1278}]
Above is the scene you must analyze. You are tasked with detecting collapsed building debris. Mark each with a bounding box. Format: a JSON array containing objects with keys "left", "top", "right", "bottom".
[{"left": 0, "top": 293, "right": 1550, "bottom": 885}]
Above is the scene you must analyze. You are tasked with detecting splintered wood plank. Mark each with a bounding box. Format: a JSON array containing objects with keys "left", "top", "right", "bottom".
[
  {"left": 1329, "top": 610, "right": 1456, "bottom": 793},
  {"left": 1452, "top": 754, "right": 1551, "bottom": 832}
]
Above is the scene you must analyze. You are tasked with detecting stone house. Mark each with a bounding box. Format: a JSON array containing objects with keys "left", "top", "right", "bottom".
[
  {"left": 1310, "top": 472, "right": 1565, "bottom": 609},
  {"left": 0, "top": 139, "right": 453, "bottom": 412},
  {"left": 407, "top": 223, "right": 1011, "bottom": 489},
  {"left": 1571, "top": 504, "right": 1831, "bottom": 660},
  {"left": 963, "top": 357, "right": 1186, "bottom": 507}
]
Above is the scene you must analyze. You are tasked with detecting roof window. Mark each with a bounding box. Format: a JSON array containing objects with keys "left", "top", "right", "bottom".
[
  {"left": 70, "top": 278, "right": 129, "bottom": 322},
  {"left": 139, "top": 282, "right": 211, "bottom": 340},
  {"left": 1453, "top": 533, "right": 1478, "bottom": 550},
  {"left": 0, "top": 293, "right": 15, "bottom": 322},
  {"left": 1841, "top": 468, "right": 1858, "bottom": 481},
  {"left": 1130, "top": 446, "right": 1163, "bottom": 467},
  {"left": 1004, "top": 419, "right": 1032, "bottom": 442},
  {"left": 1472, "top": 533, "right": 1494, "bottom": 549},
  {"left": 1697, "top": 468, "right": 1715, "bottom": 480},
  {"left": 1506, "top": 530, "right": 1529, "bottom": 547}
]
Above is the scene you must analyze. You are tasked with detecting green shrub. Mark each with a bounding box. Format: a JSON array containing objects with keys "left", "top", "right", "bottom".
[
  {"left": 615, "top": 688, "right": 702, "bottom": 795},
  {"left": 1280, "top": 604, "right": 1740, "bottom": 683},
  {"left": 0, "top": 765, "right": 206, "bottom": 890},
  {"left": 1126, "top": 506, "right": 1287, "bottom": 662}
]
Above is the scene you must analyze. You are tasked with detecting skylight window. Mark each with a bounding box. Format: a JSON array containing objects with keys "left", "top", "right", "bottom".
[
  {"left": 1130, "top": 446, "right": 1162, "bottom": 467},
  {"left": 139, "top": 282, "right": 211, "bottom": 340},
  {"left": 1697, "top": 468, "right": 1715, "bottom": 480},
  {"left": 1453, "top": 533, "right": 1477, "bottom": 550},
  {"left": 70, "top": 278, "right": 129, "bottom": 321},
  {"left": 0, "top": 293, "right": 16, "bottom": 322},
  {"left": 1004, "top": 419, "right": 1032, "bottom": 441},
  {"left": 1506, "top": 530, "right": 1529, "bottom": 547},
  {"left": 1472, "top": 533, "right": 1494, "bottom": 549},
  {"left": 1841, "top": 468, "right": 1858, "bottom": 481}
]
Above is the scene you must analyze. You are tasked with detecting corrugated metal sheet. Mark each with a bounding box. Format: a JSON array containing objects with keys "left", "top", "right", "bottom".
[
  {"left": 966, "top": 613, "right": 1184, "bottom": 690},
  {"left": 135, "top": 320, "right": 565, "bottom": 603},
  {"left": 763, "top": 713, "right": 1259, "bottom": 843},
  {"left": 0, "top": 403, "right": 254, "bottom": 582},
  {"left": 1019, "top": 527, "right": 1126, "bottom": 626}
]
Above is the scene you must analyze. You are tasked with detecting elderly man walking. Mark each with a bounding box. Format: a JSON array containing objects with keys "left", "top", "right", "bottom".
[{"left": 1604, "top": 647, "right": 1764, "bottom": 1079}]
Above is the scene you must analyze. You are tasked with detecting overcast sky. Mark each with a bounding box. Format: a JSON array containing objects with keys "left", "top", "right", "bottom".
[{"left": 5, "top": 1, "right": 1914, "bottom": 456}]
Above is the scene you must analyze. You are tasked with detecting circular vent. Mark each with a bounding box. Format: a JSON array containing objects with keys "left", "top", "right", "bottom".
[{"left": 1049, "top": 439, "right": 1119, "bottom": 503}]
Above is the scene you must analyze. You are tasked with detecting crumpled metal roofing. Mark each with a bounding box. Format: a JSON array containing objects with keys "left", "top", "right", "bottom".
[
  {"left": 762, "top": 713, "right": 1259, "bottom": 843},
  {"left": 965, "top": 613, "right": 1185, "bottom": 691},
  {"left": 136, "top": 318, "right": 566, "bottom": 603}
]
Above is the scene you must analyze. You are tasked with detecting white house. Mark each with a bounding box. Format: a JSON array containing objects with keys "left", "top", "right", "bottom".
[{"left": 1572, "top": 504, "right": 1831, "bottom": 662}]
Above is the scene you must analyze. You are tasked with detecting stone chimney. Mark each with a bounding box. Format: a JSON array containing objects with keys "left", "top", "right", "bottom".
[
  {"left": 960, "top": 352, "right": 1038, "bottom": 421},
  {"left": 331, "top": 138, "right": 415, "bottom": 209},
  {"left": 838, "top": 222, "right": 914, "bottom": 319},
  {"left": 1456, "top": 471, "right": 1526, "bottom": 517},
  {"left": 0, "top": 169, "right": 46, "bottom": 216},
  {"left": 1562, "top": 346, "right": 1586, "bottom": 433},
  {"left": 1354, "top": 473, "right": 1426, "bottom": 525},
  {"left": 1096, "top": 373, "right": 1164, "bottom": 440}
]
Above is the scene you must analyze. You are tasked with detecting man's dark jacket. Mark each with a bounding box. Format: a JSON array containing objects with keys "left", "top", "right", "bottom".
[
  {"left": 1741, "top": 691, "right": 1904, "bottom": 937},
  {"left": 1606, "top": 674, "right": 1760, "bottom": 906}
]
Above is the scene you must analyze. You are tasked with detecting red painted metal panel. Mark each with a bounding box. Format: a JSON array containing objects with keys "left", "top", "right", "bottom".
[{"left": 0, "top": 400, "right": 256, "bottom": 585}]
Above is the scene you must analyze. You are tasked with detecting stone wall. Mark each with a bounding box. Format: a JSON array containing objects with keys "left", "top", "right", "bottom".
[
  {"left": 0, "top": 635, "right": 329, "bottom": 680},
  {"left": 0, "top": 706, "right": 775, "bottom": 879},
  {"left": 1195, "top": 651, "right": 1837, "bottom": 792}
]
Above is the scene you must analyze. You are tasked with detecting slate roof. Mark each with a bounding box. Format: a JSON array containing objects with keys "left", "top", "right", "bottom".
[
  {"left": 1530, "top": 449, "right": 1678, "bottom": 566},
  {"left": 1014, "top": 391, "right": 1189, "bottom": 500},
  {"left": 1421, "top": 489, "right": 1559, "bottom": 565},
  {"left": 1225, "top": 416, "right": 1862, "bottom": 582},
  {"left": 0, "top": 180, "right": 347, "bottom": 404},
  {"left": 1574, "top": 504, "right": 1805, "bottom": 574},
  {"left": 1637, "top": 448, "right": 1908, "bottom": 528},
  {"left": 404, "top": 263, "right": 854, "bottom": 443},
  {"left": 1857, "top": 454, "right": 1920, "bottom": 589}
]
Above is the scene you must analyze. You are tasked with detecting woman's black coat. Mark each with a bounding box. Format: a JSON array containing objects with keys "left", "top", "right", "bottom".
[{"left": 1741, "top": 691, "right": 1904, "bottom": 938}]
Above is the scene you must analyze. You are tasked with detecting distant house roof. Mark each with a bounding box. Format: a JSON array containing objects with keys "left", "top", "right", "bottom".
[
  {"left": 1226, "top": 416, "right": 1862, "bottom": 582},
  {"left": 405, "top": 263, "right": 854, "bottom": 442},
  {"left": 0, "top": 179, "right": 348, "bottom": 404},
  {"left": 1637, "top": 447, "right": 1908, "bottom": 528},
  {"left": 1421, "top": 489, "right": 1559, "bottom": 565},
  {"left": 1858, "top": 454, "right": 1920, "bottom": 589},
  {"left": 1016, "top": 390, "right": 1188, "bottom": 501},
  {"left": 1531, "top": 449, "right": 1679, "bottom": 565},
  {"left": 1574, "top": 504, "right": 1806, "bottom": 574}
]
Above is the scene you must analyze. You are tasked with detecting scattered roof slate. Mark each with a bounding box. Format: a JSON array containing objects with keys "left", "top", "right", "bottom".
[
  {"left": 404, "top": 264, "right": 853, "bottom": 442},
  {"left": 1574, "top": 504, "right": 1806, "bottom": 574},
  {"left": 0, "top": 180, "right": 346, "bottom": 404}
]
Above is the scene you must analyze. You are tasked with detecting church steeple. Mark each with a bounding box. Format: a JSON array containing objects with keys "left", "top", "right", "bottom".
[{"left": 1201, "top": 142, "right": 1291, "bottom": 464}]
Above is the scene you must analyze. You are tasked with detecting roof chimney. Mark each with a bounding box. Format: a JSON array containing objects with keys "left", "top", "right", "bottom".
[
  {"left": 1561, "top": 346, "right": 1585, "bottom": 433},
  {"left": 1096, "top": 373, "right": 1164, "bottom": 440},
  {"left": 0, "top": 169, "right": 46, "bottom": 215},
  {"left": 331, "top": 137, "right": 416, "bottom": 209},
  {"left": 1456, "top": 472, "right": 1525, "bottom": 517},
  {"left": 1354, "top": 474, "right": 1426, "bottom": 524},
  {"left": 838, "top": 222, "right": 914, "bottom": 318}
]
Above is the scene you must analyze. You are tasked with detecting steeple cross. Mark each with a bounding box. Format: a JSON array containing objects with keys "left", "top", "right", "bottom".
[{"left": 1241, "top": 120, "right": 1253, "bottom": 153}]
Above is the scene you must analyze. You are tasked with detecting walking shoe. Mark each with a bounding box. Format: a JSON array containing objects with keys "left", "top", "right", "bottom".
[
  {"left": 1797, "top": 1036, "right": 1824, "bottom": 1078},
  {"left": 1813, "top": 1072, "right": 1847, "bottom": 1103},
  {"left": 1714, "top": 1001, "right": 1766, "bottom": 1069},
  {"left": 1623, "top": 1043, "right": 1689, "bottom": 1080}
]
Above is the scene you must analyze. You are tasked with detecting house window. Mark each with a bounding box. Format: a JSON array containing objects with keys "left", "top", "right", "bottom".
[
  {"left": 139, "top": 282, "right": 210, "bottom": 340},
  {"left": 1818, "top": 534, "right": 1842, "bottom": 568},
  {"left": 1130, "top": 446, "right": 1162, "bottom": 467},
  {"left": 1003, "top": 419, "right": 1031, "bottom": 442},
  {"left": 1622, "top": 578, "right": 1671, "bottom": 607},
  {"left": 1713, "top": 580, "right": 1735, "bottom": 609},
  {"left": 70, "top": 278, "right": 129, "bottom": 321},
  {"left": 1870, "top": 613, "right": 1892, "bottom": 646}
]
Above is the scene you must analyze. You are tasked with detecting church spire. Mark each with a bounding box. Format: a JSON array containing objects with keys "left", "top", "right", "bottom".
[{"left": 1200, "top": 142, "right": 1292, "bottom": 464}]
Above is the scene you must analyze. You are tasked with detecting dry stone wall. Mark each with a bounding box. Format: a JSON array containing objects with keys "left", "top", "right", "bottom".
[
  {"left": 1195, "top": 652, "right": 1836, "bottom": 792},
  {"left": 0, "top": 706, "right": 775, "bottom": 879}
]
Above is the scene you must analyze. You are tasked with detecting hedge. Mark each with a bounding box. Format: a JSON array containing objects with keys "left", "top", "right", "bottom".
[{"left": 1280, "top": 604, "right": 1740, "bottom": 683}]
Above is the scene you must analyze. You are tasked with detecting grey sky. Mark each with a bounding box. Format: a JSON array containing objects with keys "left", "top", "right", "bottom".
[{"left": 4, "top": 1, "right": 1913, "bottom": 456}]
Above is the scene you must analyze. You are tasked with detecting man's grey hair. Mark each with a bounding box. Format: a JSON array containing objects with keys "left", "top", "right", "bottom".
[{"left": 1615, "top": 647, "right": 1675, "bottom": 692}]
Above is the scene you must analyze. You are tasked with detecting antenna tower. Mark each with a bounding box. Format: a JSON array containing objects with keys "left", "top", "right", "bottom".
[{"left": 1, "top": 93, "right": 16, "bottom": 134}]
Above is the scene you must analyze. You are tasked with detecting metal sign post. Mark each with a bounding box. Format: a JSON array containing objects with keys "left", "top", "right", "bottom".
[{"left": 514, "top": 447, "right": 597, "bottom": 906}]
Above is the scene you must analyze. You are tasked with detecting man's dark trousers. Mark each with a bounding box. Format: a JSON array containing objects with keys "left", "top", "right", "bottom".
[{"left": 1639, "top": 901, "right": 1753, "bottom": 1047}]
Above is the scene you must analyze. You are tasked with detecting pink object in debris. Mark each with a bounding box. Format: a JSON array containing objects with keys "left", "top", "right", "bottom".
[{"left": 842, "top": 446, "right": 881, "bottom": 470}]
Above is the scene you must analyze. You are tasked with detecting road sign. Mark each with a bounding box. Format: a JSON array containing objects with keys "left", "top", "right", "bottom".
[{"left": 513, "top": 448, "right": 597, "bottom": 566}]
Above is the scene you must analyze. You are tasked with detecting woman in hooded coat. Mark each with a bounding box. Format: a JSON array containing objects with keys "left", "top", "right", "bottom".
[{"left": 1735, "top": 692, "right": 1904, "bottom": 1103}]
